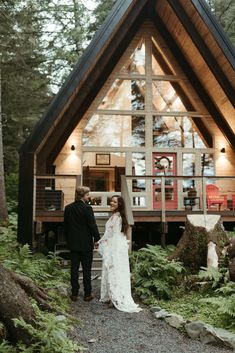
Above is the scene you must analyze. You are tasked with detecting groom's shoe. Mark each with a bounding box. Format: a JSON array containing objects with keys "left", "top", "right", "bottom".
[
  {"left": 70, "top": 295, "right": 78, "bottom": 302},
  {"left": 84, "top": 293, "right": 94, "bottom": 302}
]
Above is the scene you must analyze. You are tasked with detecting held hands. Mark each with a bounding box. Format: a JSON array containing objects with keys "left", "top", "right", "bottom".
[{"left": 94, "top": 242, "right": 99, "bottom": 249}]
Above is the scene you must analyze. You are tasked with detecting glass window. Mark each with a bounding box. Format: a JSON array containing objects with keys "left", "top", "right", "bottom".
[
  {"left": 83, "top": 115, "right": 145, "bottom": 147},
  {"left": 82, "top": 152, "right": 125, "bottom": 192},
  {"left": 201, "top": 153, "right": 214, "bottom": 176},
  {"left": 183, "top": 154, "right": 196, "bottom": 190},
  {"left": 153, "top": 116, "right": 206, "bottom": 148},
  {"left": 132, "top": 152, "right": 146, "bottom": 192},
  {"left": 152, "top": 54, "right": 164, "bottom": 75},
  {"left": 132, "top": 152, "right": 146, "bottom": 175},
  {"left": 152, "top": 36, "right": 175, "bottom": 75},
  {"left": 98, "top": 79, "right": 145, "bottom": 110},
  {"left": 183, "top": 154, "right": 195, "bottom": 176},
  {"left": 152, "top": 81, "right": 187, "bottom": 111},
  {"left": 133, "top": 197, "right": 146, "bottom": 207},
  {"left": 120, "top": 38, "right": 145, "bottom": 75}
]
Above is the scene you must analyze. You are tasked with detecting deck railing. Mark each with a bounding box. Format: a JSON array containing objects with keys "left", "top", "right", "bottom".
[{"left": 34, "top": 175, "right": 235, "bottom": 217}]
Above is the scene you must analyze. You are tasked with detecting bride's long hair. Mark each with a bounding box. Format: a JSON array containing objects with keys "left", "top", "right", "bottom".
[{"left": 111, "top": 195, "right": 129, "bottom": 234}]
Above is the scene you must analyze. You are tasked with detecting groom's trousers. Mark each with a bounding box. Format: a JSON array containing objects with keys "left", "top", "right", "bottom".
[{"left": 70, "top": 251, "right": 93, "bottom": 296}]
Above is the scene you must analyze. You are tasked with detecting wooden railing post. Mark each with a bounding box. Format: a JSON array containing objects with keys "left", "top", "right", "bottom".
[
  {"left": 202, "top": 177, "right": 207, "bottom": 215},
  {"left": 121, "top": 175, "right": 134, "bottom": 252},
  {"left": 161, "top": 176, "right": 166, "bottom": 248}
]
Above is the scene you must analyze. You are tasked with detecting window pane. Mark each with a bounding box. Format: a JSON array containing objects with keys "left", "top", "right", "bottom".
[
  {"left": 120, "top": 39, "right": 145, "bottom": 75},
  {"left": 132, "top": 152, "right": 146, "bottom": 192},
  {"left": 153, "top": 116, "right": 206, "bottom": 148},
  {"left": 82, "top": 152, "right": 125, "bottom": 192},
  {"left": 132, "top": 153, "right": 146, "bottom": 175},
  {"left": 133, "top": 197, "right": 146, "bottom": 207},
  {"left": 201, "top": 153, "right": 214, "bottom": 176},
  {"left": 83, "top": 115, "right": 145, "bottom": 147},
  {"left": 98, "top": 79, "right": 145, "bottom": 110},
  {"left": 152, "top": 81, "right": 187, "bottom": 111},
  {"left": 152, "top": 54, "right": 164, "bottom": 75},
  {"left": 183, "top": 154, "right": 196, "bottom": 190},
  {"left": 183, "top": 154, "right": 195, "bottom": 176}
]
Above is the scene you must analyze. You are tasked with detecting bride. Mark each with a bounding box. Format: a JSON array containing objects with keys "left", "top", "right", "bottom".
[{"left": 98, "top": 195, "right": 141, "bottom": 313}]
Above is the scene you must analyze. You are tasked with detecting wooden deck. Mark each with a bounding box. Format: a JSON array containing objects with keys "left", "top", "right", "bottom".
[{"left": 34, "top": 209, "right": 235, "bottom": 223}]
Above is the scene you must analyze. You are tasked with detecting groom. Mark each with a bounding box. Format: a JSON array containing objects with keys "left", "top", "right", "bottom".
[{"left": 64, "top": 186, "right": 100, "bottom": 302}]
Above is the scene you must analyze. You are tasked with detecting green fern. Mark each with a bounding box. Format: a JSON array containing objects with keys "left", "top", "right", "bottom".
[
  {"left": 216, "top": 282, "right": 235, "bottom": 296},
  {"left": 14, "top": 304, "right": 83, "bottom": 353},
  {"left": 130, "top": 245, "right": 185, "bottom": 301},
  {"left": 198, "top": 266, "right": 225, "bottom": 288},
  {"left": 0, "top": 341, "right": 17, "bottom": 353},
  {"left": 201, "top": 294, "right": 235, "bottom": 329}
]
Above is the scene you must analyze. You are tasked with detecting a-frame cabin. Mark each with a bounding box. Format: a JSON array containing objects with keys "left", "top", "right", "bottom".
[{"left": 18, "top": 0, "right": 235, "bottom": 249}]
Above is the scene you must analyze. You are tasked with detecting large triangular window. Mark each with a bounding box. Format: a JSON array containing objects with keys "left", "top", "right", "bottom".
[{"left": 82, "top": 27, "right": 208, "bottom": 149}]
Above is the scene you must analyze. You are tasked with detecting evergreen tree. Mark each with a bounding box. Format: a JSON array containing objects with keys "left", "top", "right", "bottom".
[
  {"left": 88, "top": 0, "right": 117, "bottom": 40},
  {"left": 1, "top": 0, "right": 52, "bottom": 175},
  {"left": 207, "top": 0, "right": 235, "bottom": 44},
  {"left": 0, "top": 64, "right": 8, "bottom": 222}
]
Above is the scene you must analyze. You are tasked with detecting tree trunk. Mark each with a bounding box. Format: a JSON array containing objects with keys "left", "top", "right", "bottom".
[
  {"left": 168, "top": 215, "right": 228, "bottom": 272},
  {"left": 0, "top": 65, "right": 8, "bottom": 224},
  {"left": 0, "top": 264, "right": 50, "bottom": 344}
]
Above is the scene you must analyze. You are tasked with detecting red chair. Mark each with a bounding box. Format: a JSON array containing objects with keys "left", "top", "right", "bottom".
[{"left": 206, "top": 184, "right": 227, "bottom": 210}]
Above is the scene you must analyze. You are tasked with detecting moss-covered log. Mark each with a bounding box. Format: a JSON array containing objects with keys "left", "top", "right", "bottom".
[
  {"left": 168, "top": 215, "right": 228, "bottom": 272},
  {"left": 0, "top": 263, "right": 50, "bottom": 344}
]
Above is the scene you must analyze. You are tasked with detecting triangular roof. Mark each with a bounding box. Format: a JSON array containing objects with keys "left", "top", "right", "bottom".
[{"left": 20, "top": 0, "right": 235, "bottom": 161}]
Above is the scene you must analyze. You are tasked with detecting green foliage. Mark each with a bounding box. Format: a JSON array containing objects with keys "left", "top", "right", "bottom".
[
  {"left": 0, "top": 215, "right": 69, "bottom": 292},
  {"left": 13, "top": 304, "right": 82, "bottom": 353},
  {"left": 0, "top": 215, "right": 81, "bottom": 351},
  {"left": 88, "top": 0, "right": 117, "bottom": 39},
  {"left": 226, "top": 229, "right": 235, "bottom": 239},
  {"left": 5, "top": 172, "right": 18, "bottom": 212},
  {"left": 159, "top": 291, "right": 231, "bottom": 330},
  {"left": 0, "top": 213, "right": 70, "bottom": 307},
  {"left": 0, "top": 340, "right": 17, "bottom": 353},
  {"left": 198, "top": 266, "right": 226, "bottom": 288},
  {"left": 201, "top": 282, "right": 235, "bottom": 330},
  {"left": 207, "top": 0, "right": 235, "bottom": 45},
  {"left": 130, "top": 245, "right": 185, "bottom": 301}
]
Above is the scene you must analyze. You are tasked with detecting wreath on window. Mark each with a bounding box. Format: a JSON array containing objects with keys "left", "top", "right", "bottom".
[{"left": 154, "top": 156, "right": 172, "bottom": 171}]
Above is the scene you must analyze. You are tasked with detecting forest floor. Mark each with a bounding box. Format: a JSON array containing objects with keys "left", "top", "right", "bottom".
[{"left": 69, "top": 279, "right": 232, "bottom": 353}]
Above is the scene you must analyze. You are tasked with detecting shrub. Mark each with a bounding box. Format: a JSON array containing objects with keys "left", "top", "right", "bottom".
[{"left": 130, "top": 245, "right": 186, "bottom": 302}]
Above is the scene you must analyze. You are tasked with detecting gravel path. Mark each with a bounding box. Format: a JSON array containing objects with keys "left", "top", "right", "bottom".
[{"left": 70, "top": 279, "right": 232, "bottom": 353}]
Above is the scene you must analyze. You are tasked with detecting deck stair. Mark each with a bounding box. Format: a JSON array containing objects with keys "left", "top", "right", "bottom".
[{"left": 54, "top": 212, "right": 109, "bottom": 277}]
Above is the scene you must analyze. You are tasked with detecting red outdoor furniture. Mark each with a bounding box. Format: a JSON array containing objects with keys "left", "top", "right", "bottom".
[{"left": 206, "top": 184, "right": 227, "bottom": 210}]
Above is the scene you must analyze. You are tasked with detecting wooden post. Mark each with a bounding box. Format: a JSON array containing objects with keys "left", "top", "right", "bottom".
[
  {"left": 161, "top": 176, "right": 166, "bottom": 248},
  {"left": 121, "top": 175, "right": 134, "bottom": 252},
  {"left": 202, "top": 177, "right": 207, "bottom": 215}
]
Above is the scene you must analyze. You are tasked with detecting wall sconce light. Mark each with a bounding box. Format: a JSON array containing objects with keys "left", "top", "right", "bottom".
[
  {"left": 220, "top": 147, "right": 225, "bottom": 153},
  {"left": 71, "top": 145, "right": 75, "bottom": 151}
]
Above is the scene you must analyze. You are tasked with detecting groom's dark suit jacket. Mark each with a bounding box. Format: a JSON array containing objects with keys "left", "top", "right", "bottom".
[{"left": 64, "top": 200, "right": 100, "bottom": 251}]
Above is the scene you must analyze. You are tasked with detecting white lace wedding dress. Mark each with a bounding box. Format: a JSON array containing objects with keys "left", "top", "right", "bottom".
[{"left": 98, "top": 212, "right": 141, "bottom": 313}]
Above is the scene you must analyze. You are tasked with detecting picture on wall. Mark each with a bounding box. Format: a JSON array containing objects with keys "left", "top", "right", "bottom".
[{"left": 96, "top": 153, "right": 110, "bottom": 165}]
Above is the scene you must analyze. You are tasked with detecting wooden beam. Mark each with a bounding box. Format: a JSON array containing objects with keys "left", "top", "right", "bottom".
[
  {"left": 191, "top": 0, "right": 235, "bottom": 70},
  {"left": 167, "top": 0, "right": 235, "bottom": 107},
  {"left": 152, "top": 12, "right": 235, "bottom": 150}
]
